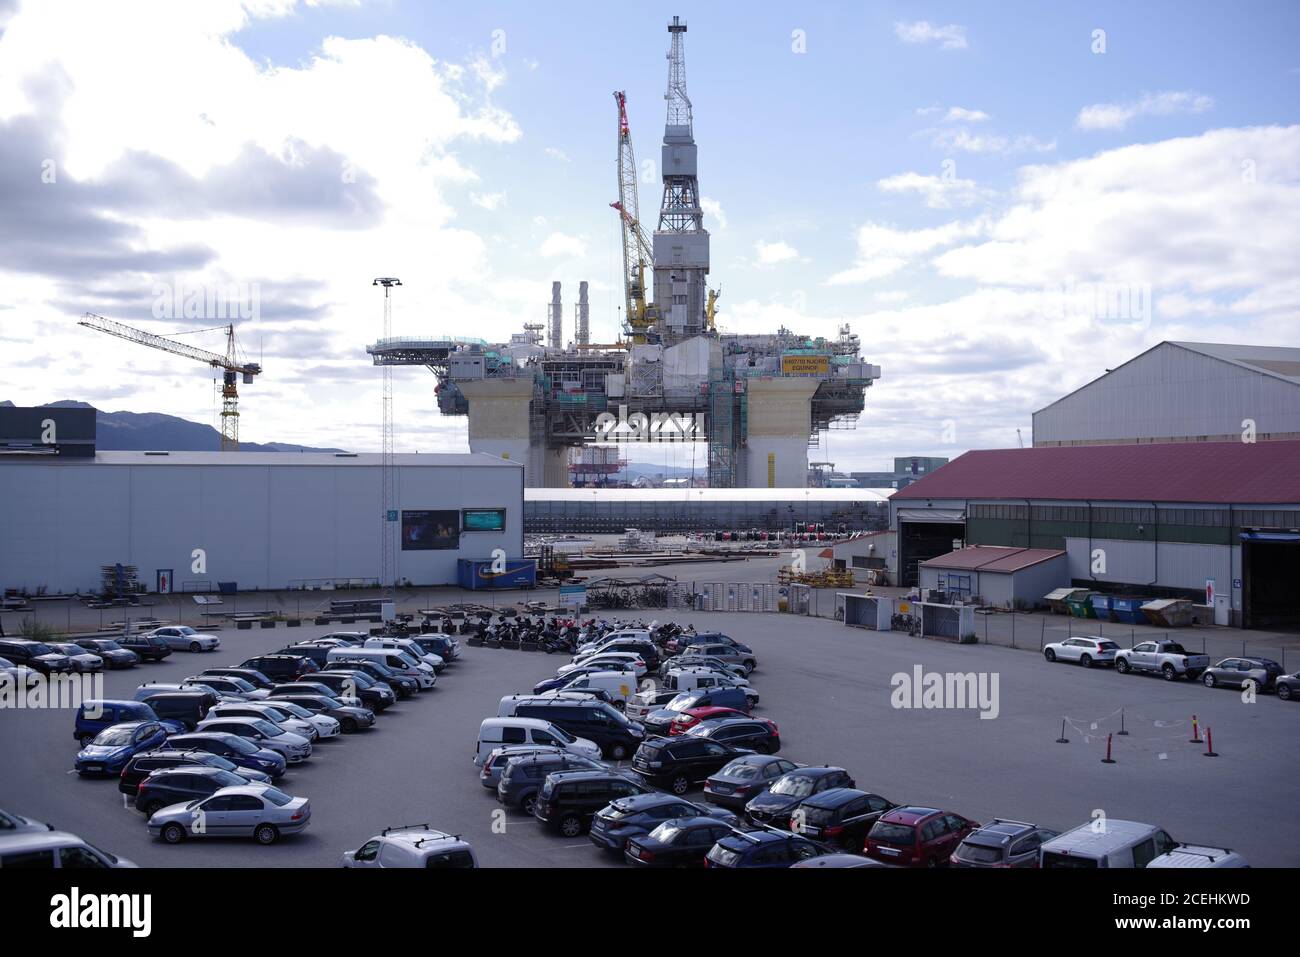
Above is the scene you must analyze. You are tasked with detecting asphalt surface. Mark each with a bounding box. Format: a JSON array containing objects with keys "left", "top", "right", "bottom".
[{"left": 2, "top": 613, "right": 1297, "bottom": 867}]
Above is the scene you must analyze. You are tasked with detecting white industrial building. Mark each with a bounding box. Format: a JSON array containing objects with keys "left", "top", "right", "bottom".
[
  {"left": 919, "top": 545, "right": 1068, "bottom": 609},
  {"left": 1034, "top": 341, "right": 1300, "bottom": 446},
  {"left": 0, "top": 451, "right": 524, "bottom": 595}
]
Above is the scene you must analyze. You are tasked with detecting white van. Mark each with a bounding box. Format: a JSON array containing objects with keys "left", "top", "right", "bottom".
[
  {"left": 364, "top": 637, "right": 444, "bottom": 671},
  {"left": 326, "top": 647, "right": 435, "bottom": 689},
  {"left": 1039, "top": 820, "right": 1177, "bottom": 868},
  {"left": 1147, "top": 844, "right": 1249, "bottom": 868},
  {"left": 473, "top": 717, "right": 601, "bottom": 766},
  {"left": 662, "top": 666, "right": 751, "bottom": 694},
  {"left": 576, "top": 629, "right": 652, "bottom": 655},
  {"left": 554, "top": 670, "right": 637, "bottom": 705}
]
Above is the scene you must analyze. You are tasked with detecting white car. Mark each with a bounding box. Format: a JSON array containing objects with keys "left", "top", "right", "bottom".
[
  {"left": 196, "top": 715, "right": 313, "bottom": 763},
  {"left": 340, "top": 827, "right": 477, "bottom": 868},
  {"left": 559, "top": 652, "right": 648, "bottom": 680},
  {"left": 0, "top": 829, "right": 137, "bottom": 868},
  {"left": 1042, "top": 636, "right": 1119, "bottom": 668},
  {"left": 267, "top": 699, "right": 341, "bottom": 739},
  {"left": 1147, "top": 844, "right": 1249, "bottom": 868},
  {"left": 145, "top": 626, "right": 221, "bottom": 653},
  {"left": 148, "top": 785, "right": 309, "bottom": 845},
  {"left": 206, "top": 702, "right": 321, "bottom": 742}
]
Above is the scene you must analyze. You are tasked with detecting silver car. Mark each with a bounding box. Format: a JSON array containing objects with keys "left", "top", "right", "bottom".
[
  {"left": 145, "top": 626, "right": 221, "bottom": 653},
  {"left": 1202, "top": 657, "right": 1284, "bottom": 693},
  {"left": 48, "top": 643, "right": 105, "bottom": 673},
  {"left": 207, "top": 702, "right": 321, "bottom": 742},
  {"left": 195, "top": 716, "right": 313, "bottom": 763},
  {"left": 479, "top": 744, "right": 568, "bottom": 790},
  {"left": 148, "top": 785, "right": 310, "bottom": 845}
]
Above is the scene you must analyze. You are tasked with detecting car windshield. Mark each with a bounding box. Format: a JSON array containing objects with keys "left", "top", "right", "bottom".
[
  {"left": 219, "top": 736, "right": 257, "bottom": 755},
  {"left": 548, "top": 725, "right": 576, "bottom": 744},
  {"left": 719, "top": 760, "right": 760, "bottom": 780},
  {"left": 708, "top": 845, "right": 741, "bottom": 866},
  {"left": 251, "top": 720, "right": 283, "bottom": 737},
  {"left": 666, "top": 696, "right": 700, "bottom": 713},
  {"left": 93, "top": 727, "right": 136, "bottom": 746},
  {"left": 27, "top": 643, "right": 55, "bottom": 655},
  {"left": 275, "top": 702, "right": 311, "bottom": 719},
  {"left": 260, "top": 708, "right": 290, "bottom": 722},
  {"left": 211, "top": 770, "right": 246, "bottom": 787},
  {"left": 226, "top": 677, "right": 254, "bottom": 692},
  {"left": 396, "top": 652, "right": 421, "bottom": 668},
  {"left": 177, "top": 627, "right": 198, "bottom": 636},
  {"left": 261, "top": 788, "right": 292, "bottom": 807},
  {"left": 205, "top": 755, "right": 237, "bottom": 771},
  {"left": 869, "top": 821, "right": 915, "bottom": 845},
  {"left": 648, "top": 823, "right": 684, "bottom": 843},
  {"left": 770, "top": 775, "right": 817, "bottom": 797},
  {"left": 99, "top": 641, "right": 123, "bottom": 651}
]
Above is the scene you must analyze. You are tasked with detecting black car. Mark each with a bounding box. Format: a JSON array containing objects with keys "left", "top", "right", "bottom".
[
  {"left": 513, "top": 698, "right": 646, "bottom": 761},
  {"left": 705, "top": 829, "right": 825, "bottom": 868},
  {"left": 140, "top": 691, "right": 214, "bottom": 731},
  {"left": 198, "top": 667, "right": 275, "bottom": 690},
  {"left": 183, "top": 674, "right": 260, "bottom": 700},
  {"left": 703, "top": 754, "right": 802, "bottom": 810},
  {"left": 589, "top": 792, "right": 736, "bottom": 852},
  {"left": 162, "top": 733, "right": 287, "bottom": 778},
  {"left": 590, "top": 638, "right": 661, "bottom": 673},
  {"left": 116, "top": 633, "right": 173, "bottom": 663},
  {"left": 276, "top": 643, "right": 336, "bottom": 667},
  {"left": 118, "top": 748, "right": 272, "bottom": 794},
  {"left": 686, "top": 717, "right": 781, "bottom": 753},
  {"left": 269, "top": 681, "right": 363, "bottom": 708},
  {"left": 410, "top": 634, "right": 458, "bottom": 663},
  {"left": 134, "top": 765, "right": 252, "bottom": 816},
  {"left": 73, "top": 639, "right": 140, "bottom": 669},
  {"left": 323, "top": 661, "right": 417, "bottom": 698},
  {"left": 0, "top": 639, "right": 72, "bottom": 674},
  {"left": 625, "top": 815, "right": 736, "bottom": 867},
  {"left": 304, "top": 670, "right": 395, "bottom": 711},
  {"left": 631, "top": 735, "right": 750, "bottom": 795},
  {"left": 240, "top": 654, "right": 319, "bottom": 681},
  {"left": 269, "top": 693, "right": 375, "bottom": 733},
  {"left": 533, "top": 769, "right": 647, "bottom": 837},
  {"left": 744, "top": 766, "right": 856, "bottom": 828},
  {"left": 791, "top": 788, "right": 897, "bottom": 849}
]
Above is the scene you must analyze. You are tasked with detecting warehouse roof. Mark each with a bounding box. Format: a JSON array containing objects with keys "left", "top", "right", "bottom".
[
  {"left": 527, "top": 487, "right": 894, "bottom": 503},
  {"left": 892, "top": 440, "right": 1300, "bottom": 505},
  {"left": 15, "top": 451, "right": 521, "bottom": 468},
  {"left": 923, "top": 545, "right": 1066, "bottom": 573},
  {"left": 1169, "top": 341, "right": 1300, "bottom": 386}
]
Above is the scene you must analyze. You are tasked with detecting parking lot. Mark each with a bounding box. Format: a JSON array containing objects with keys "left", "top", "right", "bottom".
[{"left": 2, "top": 611, "right": 1297, "bottom": 866}]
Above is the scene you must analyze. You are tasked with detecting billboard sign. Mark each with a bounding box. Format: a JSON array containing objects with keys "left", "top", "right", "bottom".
[
  {"left": 401, "top": 510, "right": 460, "bottom": 550},
  {"left": 780, "top": 354, "right": 830, "bottom": 376}
]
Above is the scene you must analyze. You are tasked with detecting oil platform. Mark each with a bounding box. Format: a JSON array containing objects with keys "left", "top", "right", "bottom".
[{"left": 367, "top": 16, "right": 880, "bottom": 488}]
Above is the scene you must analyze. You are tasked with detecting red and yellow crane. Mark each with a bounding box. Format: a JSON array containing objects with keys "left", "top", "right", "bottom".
[{"left": 611, "top": 90, "right": 659, "bottom": 344}]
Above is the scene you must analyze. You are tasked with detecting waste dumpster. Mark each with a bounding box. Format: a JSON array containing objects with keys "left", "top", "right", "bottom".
[
  {"left": 1111, "top": 596, "right": 1150, "bottom": 624},
  {"left": 1065, "top": 595, "right": 1097, "bottom": 619},
  {"left": 1044, "top": 587, "right": 1089, "bottom": 615},
  {"left": 1141, "top": 598, "right": 1194, "bottom": 628},
  {"left": 1090, "top": 595, "right": 1114, "bottom": 622}
]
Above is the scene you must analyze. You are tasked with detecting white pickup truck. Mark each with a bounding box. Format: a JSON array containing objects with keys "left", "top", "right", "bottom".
[{"left": 1114, "top": 640, "right": 1210, "bottom": 681}]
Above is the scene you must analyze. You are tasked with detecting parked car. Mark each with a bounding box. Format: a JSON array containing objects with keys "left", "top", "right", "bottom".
[
  {"left": 144, "top": 626, "right": 220, "bottom": 653},
  {"left": 590, "top": 792, "right": 735, "bottom": 853},
  {"left": 0, "top": 830, "right": 136, "bottom": 868},
  {"left": 75, "top": 720, "right": 170, "bottom": 776},
  {"left": 184, "top": 674, "right": 269, "bottom": 701},
  {"left": 323, "top": 660, "right": 418, "bottom": 698},
  {"left": 704, "top": 829, "right": 824, "bottom": 868},
  {"left": 554, "top": 670, "right": 639, "bottom": 708},
  {"left": 790, "top": 853, "right": 897, "bottom": 868},
  {"left": 533, "top": 769, "right": 647, "bottom": 837},
  {"left": 1147, "top": 844, "right": 1249, "bottom": 868},
  {"left": 270, "top": 693, "right": 375, "bottom": 733},
  {"left": 275, "top": 643, "right": 337, "bottom": 668},
  {"left": 254, "top": 699, "right": 341, "bottom": 739},
  {"left": 115, "top": 632, "right": 172, "bottom": 662},
  {"left": 744, "top": 766, "right": 856, "bottom": 827},
  {"left": 1276, "top": 671, "right": 1300, "bottom": 702},
  {"left": 0, "top": 655, "right": 40, "bottom": 688},
  {"left": 496, "top": 751, "right": 606, "bottom": 814},
  {"left": 480, "top": 744, "right": 568, "bottom": 790},
  {"left": 642, "top": 688, "right": 755, "bottom": 736},
  {"left": 790, "top": 788, "right": 897, "bottom": 849},
  {"left": 240, "top": 654, "right": 320, "bottom": 681},
  {"left": 559, "top": 652, "right": 647, "bottom": 681},
  {"left": 665, "top": 630, "right": 742, "bottom": 655},
  {"left": 0, "top": 808, "right": 52, "bottom": 834},
  {"left": 0, "top": 638, "right": 72, "bottom": 674},
  {"left": 140, "top": 692, "right": 217, "bottom": 731},
  {"left": 325, "top": 648, "right": 433, "bottom": 689},
  {"left": 134, "top": 765, "right": 258, "bottom": 816},
  {"left": 579, "top": 637, "right": 661, "bottom": 673},
  {"left": 1039, "top": 819, "right": 1176, "bottom": 868},
  {"left": 197, "top": 667, "right": 275, "bottom": 690},
  {"left": 626, "top": 816, "right": 737, "bottom": 867},
  {"left": 685, "top": 716, "right": 781, "bottom": 753},
  {"left": 72, "top": 638, "right": 139, "bottom": 669},
  {"left": 304, "top": 669, "right": 396, "bottom": 711},
  {"left": 75, "top": 699, "right": 185, "bottom": 745},
  {"left": 47, "top": 642, "right": 104, "bottom": 673},
  {"left": 475, "top": 717, "right": 601, "bottom": 766},
  {"left": 118, "top": 748, "right": 272, "bottom": 794},
  {"left": 162, "top": 732, "right": 287, "bottom": 779},
  {"left": 148, "top": 785, "right": 310, "bottom": 844},
  {"left": 195, "top": 715, "right": 312, "bottom": 763},
  {"left": 864, "top": 806, "right": 980, "bottom": 867},
  {"left": 950, "top": 819, "right": 1059, "bottom": 868},
  {"left": 671, "top": 639, "right": 756, "bottom": 674},
  {"left": 1201, "top": 657, "right": 1284, "bottom": 693},
  {"left": 703, "top": 754, "right": 802, "bottom": 810},
  {"left": 132, "top": 683, "right": 221, "bottom": 709},
  {"left": 206, "top": 702, "right": 322, "bottom": 741},
  {"left": 624, "top": 687, "right": 682, "bottom": 720},
  {"left": 340, "top": 826, "right": 477, "bottom": 868},
  {"left": 630, "top": 735, "right": 751, "bottom": 795},
  {"left": 268, "top": 680, "right": 363, "bottom": 709},
  {"left": 664, "top": 654, "right": 748, "bottom": 679},
  {"left": 1114, "top": 640, "right": 1210, "bottom": 680},
  {"left": 1042, "top": 636, "right": 1119, "bottom": 668},
  {"left": 533, "top": 665, "right": 606, "bottom": 695},
  {"left": 509, "top": 697, "right": 646, "bottom": 761},
  {"left": 670, "top": 705, "right": 750, "bottom": 735}
]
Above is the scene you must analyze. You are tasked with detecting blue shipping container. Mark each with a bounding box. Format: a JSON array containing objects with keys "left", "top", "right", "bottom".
[{"left": 456, "top": 559, "right": 537, "bottom": 591}]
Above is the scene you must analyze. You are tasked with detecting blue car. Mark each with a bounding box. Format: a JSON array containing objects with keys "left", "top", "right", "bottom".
[
  {"left": 75, "top": 721, "right": 170, "bottom": 776},
  {"left": 74, "top": 699, "right": 185, "bottom": 746},
  {"left": 704, "top": 829, "right": 826, "bottom": 868},
  {"left": 162, "top": 732, "right": 287, "bottom": 779},
  {"left": 532, "top": 667, "right": 602, "bottom": 695}
]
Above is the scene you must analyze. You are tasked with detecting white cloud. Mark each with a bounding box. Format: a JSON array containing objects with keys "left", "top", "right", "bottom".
[
  {"left": 1076, "top": 90, "right": 1214, "bottom": 131},
  {"left": 701, "top": 196, "right": 727, "bottom": 230},
  {"left": 544, "top": 147, "right": 570, "bottom": 162},
  {"left": 877, "top": 171, "right": 987, "bottom": 209},
  {"left": 827, "top": 219, "right": 986, "bottom": 285},
  {"left": 470, "top": 191, "right": 506, "bottom": 210},
  {"left": 755, "top": 240, "right": 800, "bottom": 265},
  {"left": 944, "top": 106, "right": 989, "bottom": 123},
  {"left": 932, "top": 127, "right": 1056, "bottom": 155},
  {"left": 539, "top": 232, "right": 586, "bottom": 259},
  {"left": 895, "top": 21, "right": 968, "bottom": 50}
]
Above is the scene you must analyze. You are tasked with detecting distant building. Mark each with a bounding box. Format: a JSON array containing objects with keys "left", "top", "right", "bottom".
[
  {"left": 848, "top": 455, "right": 949, "bottom": 490},
  {"left": 1034, "top": 341, "right": 1300, "bottom": 447}
]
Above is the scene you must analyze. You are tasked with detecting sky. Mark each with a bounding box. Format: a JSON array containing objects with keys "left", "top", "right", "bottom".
[{"left": 1, "top": 0, "right": 1297, "bottom": 472}]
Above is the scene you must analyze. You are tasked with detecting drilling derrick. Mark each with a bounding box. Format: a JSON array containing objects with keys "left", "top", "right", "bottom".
[{"left": 653, "top": 15, "right": 710, "bottom": 344}]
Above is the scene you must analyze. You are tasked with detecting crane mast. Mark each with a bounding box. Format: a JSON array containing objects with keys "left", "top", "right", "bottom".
[
  {"left": 77, "top": 312, "right": 261, "bottom": 451},
  {"left": 612, "top": 91, "right": 658, "bottom": 344}
]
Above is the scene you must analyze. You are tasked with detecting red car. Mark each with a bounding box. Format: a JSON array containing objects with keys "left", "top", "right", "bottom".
[
  {"left": 863, "top": 806, "right": 979, "bottom": 867},
  {"left": 668, "top": 706, "right": 749, "bottom": 735}
]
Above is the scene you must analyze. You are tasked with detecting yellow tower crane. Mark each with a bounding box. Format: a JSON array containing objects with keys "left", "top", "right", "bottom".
[
  {"left": 611, "top": 90, "right": 660, "bottom": 344},
  {"left": 77, "top": 313, "right": 262, "bottom": 451}
]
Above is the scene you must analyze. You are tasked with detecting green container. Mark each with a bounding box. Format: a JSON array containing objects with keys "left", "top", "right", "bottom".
[{"left": 1065, "top": 596, "right": 1096, "bottom": 619}]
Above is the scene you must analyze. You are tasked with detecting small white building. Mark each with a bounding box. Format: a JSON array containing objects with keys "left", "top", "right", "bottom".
[{"left": 920, "top": 545, "right": 1068, "bottom": 609}]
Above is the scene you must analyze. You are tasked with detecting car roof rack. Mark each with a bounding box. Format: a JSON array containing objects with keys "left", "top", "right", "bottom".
[
  {"left": 988, "top": 818, "right": 1036, "bottom": 829},
  {"left": 411, "top": 833, "right": 462, "bottom": 848},
  {"left": 382, "top": 823, "right": 433, "bottom": 835}
]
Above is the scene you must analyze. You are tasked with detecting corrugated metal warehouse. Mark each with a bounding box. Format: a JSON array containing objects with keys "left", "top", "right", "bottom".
[
  {"left": 919, "top": 545, "right": 1068, "bottom": 609},
  {"left": 1033, "top": 341, "right": 1300, "bottom": 446},
  {"left": 890, "top": 441, "right": 1300, "bottom": 629},
  {"left": 0, "top": 450, "right": 524, "bottom": 594}
]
